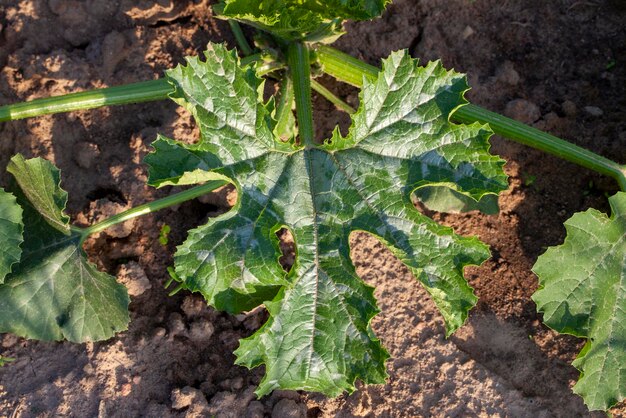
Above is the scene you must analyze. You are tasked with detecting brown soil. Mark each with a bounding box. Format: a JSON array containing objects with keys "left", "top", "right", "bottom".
[{"left": 1, "top": 0, "right": 625, "bottom": 417}]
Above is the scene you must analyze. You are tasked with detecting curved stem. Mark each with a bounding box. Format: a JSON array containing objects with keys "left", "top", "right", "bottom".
[
  {"left": 316, "top": 45, "right": 626, "bottom": 191},
  {"left": 288, "top": 42, "right": 315, "bottom": 147},
  {"left": 81, "top": 180, "right": 227, "bottom": 240}
]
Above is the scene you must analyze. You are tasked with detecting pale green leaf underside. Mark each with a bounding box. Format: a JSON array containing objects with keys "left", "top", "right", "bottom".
[
  {"left": 216, "top": 0, "right": 389, "bottom": 40},
  {"left": 0, "top": 156, "right": 129, "bottom": 343},
  {"left": 532, "top": 191, "right": 626, "bottom": 411},
  {"left": 415, "top": 186, "right": 500, "bottom": 215},
  {"left": 0, "top": 188, "right": 23, "bottom": 284},
  {"left": 146, "top": 44, "right": 506, "bottom": 396}
]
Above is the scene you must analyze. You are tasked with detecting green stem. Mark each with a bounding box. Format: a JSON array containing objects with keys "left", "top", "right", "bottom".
[
  {"left": 229, "top": 20, "right": 254, "bottom": 56},
  {"left": 454, "top": 105, "right": 626, "bottom": 190},
  {"left": 316, "top": 45, "right": 626, "bottom": 191},
  {"left": 311, "top": 79, "right": 355, "bottom": 114},
  {"left": 316, "top": 45, "right": 377, "bottom": 85},
  {"left": 287, "top": 42, "right": 315, "bottom": 147},
  {"left": 0, "top": 54, "right": 263, "bottom": 123},
  {"left": 81, "top": 180, "right": 227, "bottom": 239},
  {"left": 0, "top": 79, "right": 171, "bottom": 122}
]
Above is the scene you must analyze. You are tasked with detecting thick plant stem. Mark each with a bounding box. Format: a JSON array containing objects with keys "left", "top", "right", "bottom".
[
  {"left": 0, "top": 54, "right": 263, "bottom": 123},
  {"left": 81, "top": 180, "right": 227, "bottom": 239},
  {"left": 316, "top": 45, "right": 626, "bottom": 191},
  {"left": 287, "top": 42, "right": 315, "bottom": 147}
]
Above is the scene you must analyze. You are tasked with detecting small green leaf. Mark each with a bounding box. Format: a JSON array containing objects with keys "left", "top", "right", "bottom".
[
  {"left": 147, "top": 44, "right": 507, "bottom": 396},
  {"left": 0, "top": 356, "right": 15, "bottom": 367},
  {"left": 7, "top": 155, "right": 70, "bottom": 234},
  {"left": 215, "top": 0, "right": 390, "bottom": 40},
  {"left": 159, "top": 224, "right": 171, "bottom": 246},
  {"left": 0, "top": 156, "right": 129, "bottom": 343},
  {"left": 0, "top": 188, "right": 23, "bottom": 284},
  {"left": 532, "top": 191, "right": 626, "bottom": 411}
]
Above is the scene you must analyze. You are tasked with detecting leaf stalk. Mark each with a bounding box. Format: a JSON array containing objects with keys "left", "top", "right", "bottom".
[
  {"left": 0, "top": 79, "right": 172, "bottom": 123},
  {"left": 454, "top": 105, "right": 626, "bottom": 191},
  {"left": 81, "top": 180, "right": 226, "bottom": 239},
  {"left": 287, "top": 42, "right": 316, "bottom": 147}
]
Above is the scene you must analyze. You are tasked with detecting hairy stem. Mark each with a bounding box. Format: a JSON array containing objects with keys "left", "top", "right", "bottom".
[
  {"left": 0, "top": 54, "right": 263, "bottom": 123},
  {"left": 311, "top": 79, "right": 355, "bottom": 114},
  {"left": 0, "top": 79, "right": 171, "bottom": 122},
  {"left": 454, "top": 105, "right": 626, "bottom": 190},
  {"left": 315, "top": 45, "right": 626, "bottom": 191},
  {"left": 316, "top": 45, "right": 377, "bottom": 87},
  {"left": 81, "top": 180, "right": 227, "bottom": 239},
  {"left": 287, "top": 42, "right": 315, "bottom": 147}
]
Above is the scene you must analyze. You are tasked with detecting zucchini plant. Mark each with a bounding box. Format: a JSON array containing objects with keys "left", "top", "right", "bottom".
[{"left": 0, "top": 0, "right": 625, "bottom": 412}]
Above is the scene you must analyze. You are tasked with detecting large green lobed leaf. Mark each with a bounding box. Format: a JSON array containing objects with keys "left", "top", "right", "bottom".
[
  {"left": 146, "top": 43, "right": 507, "bottom": 396},
  {"left": 0, "top": 156, "right": 130, "bottom": 342},
  {"left": 216, "top": 0, "right": 390, "bottom": 40},
  {"left": 533, "top": 191, "right": 626, "bottom": 411},
  {"left": 0, "top": 188, "right": 23, "bottom": 284}
]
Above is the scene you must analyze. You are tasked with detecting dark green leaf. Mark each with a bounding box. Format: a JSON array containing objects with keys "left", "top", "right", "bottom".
[
  {"left": 147, "top": 44, "right": 507, "bottom": 396},
  {"left": 0, "top": 156, "right": 129, "bottom": 342},
  {"left": 533, "top": 192, "right": 626, "bottom": 411}
]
